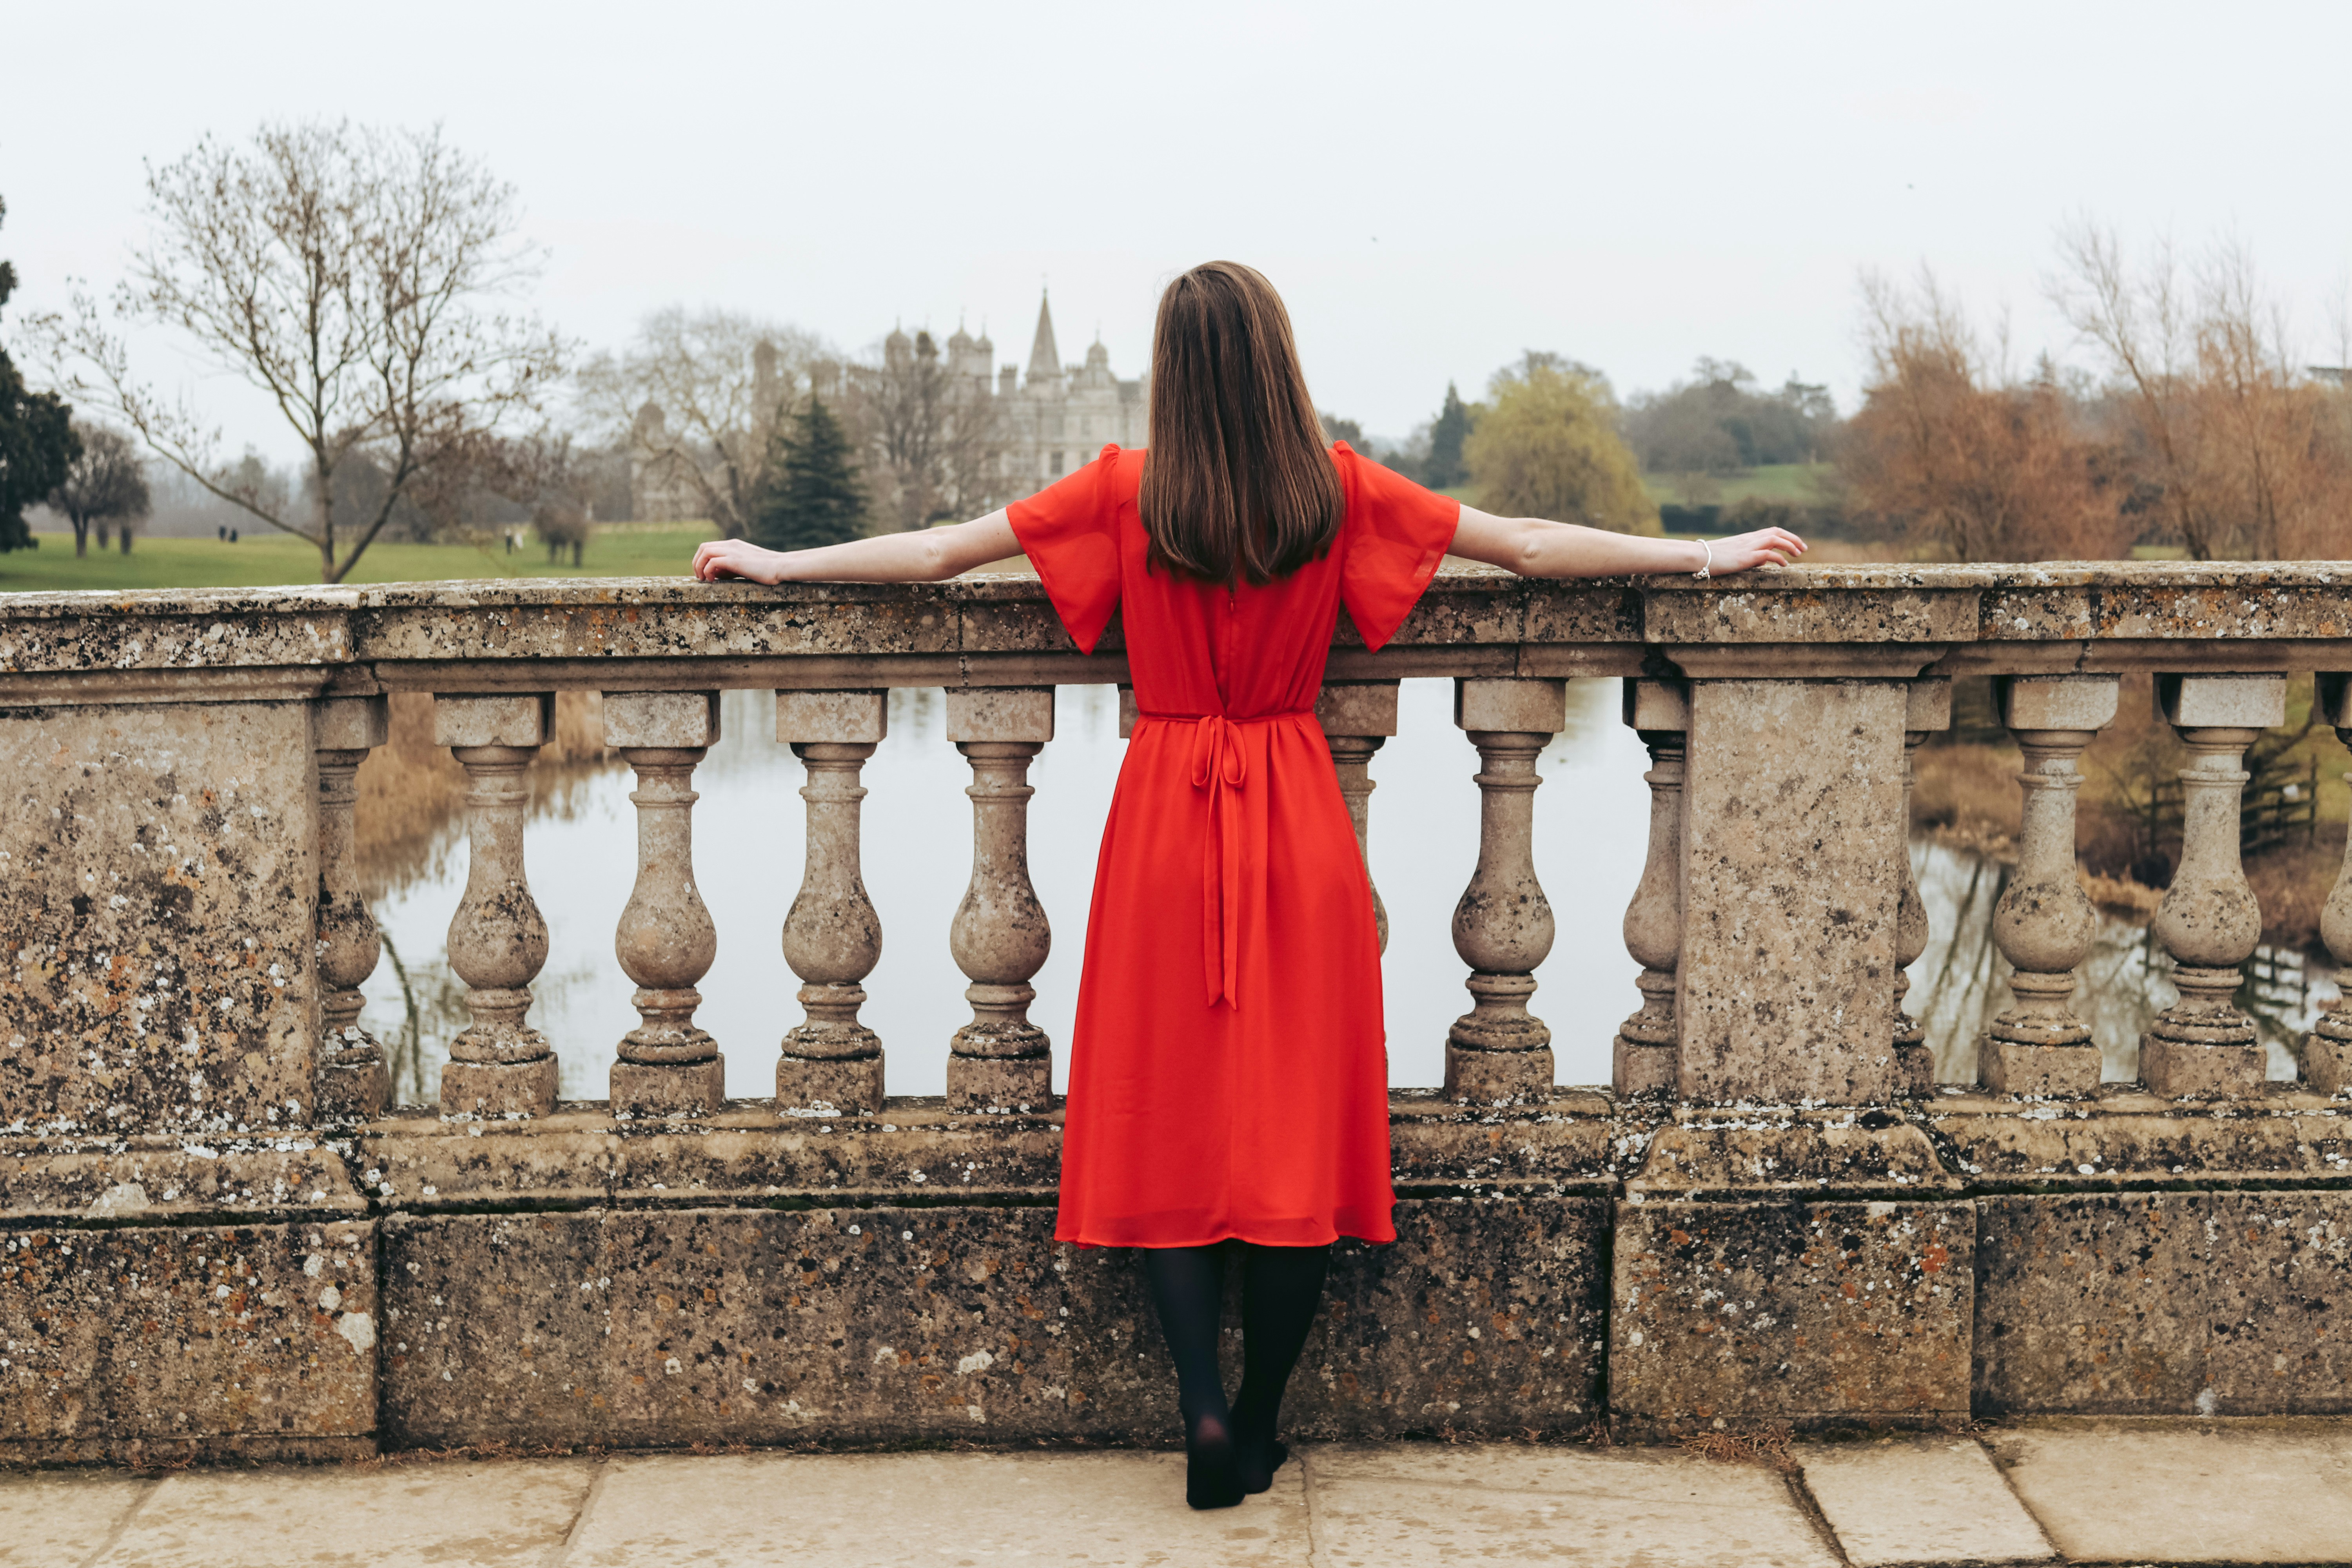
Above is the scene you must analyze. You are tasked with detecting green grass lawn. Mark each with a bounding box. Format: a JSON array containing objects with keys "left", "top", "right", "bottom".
[
  {"left": 0, "top": 521, "right": 724, "bottom": 593},
  {"left": 1641, "top": 462, "right": 1835, "bottom": 510}
]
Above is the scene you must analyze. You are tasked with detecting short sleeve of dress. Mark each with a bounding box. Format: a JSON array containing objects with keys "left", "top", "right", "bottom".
[
  {"left": 1007, "top": 445, "right": 1123, "bottom": 655},
  {"left": 1338, "top": 443, "right": 1460, "bottom": 651}
]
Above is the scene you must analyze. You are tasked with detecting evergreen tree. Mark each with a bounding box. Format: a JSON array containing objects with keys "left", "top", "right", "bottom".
[
  {"left": 1425, "top": 381, "right": 1473, "bottom": 490},
  {"left": 0, "top": 197, "right": 78, "bottom": 552},
  {"left": 751, "top": 396, "right": 866, "bottom": 552}
]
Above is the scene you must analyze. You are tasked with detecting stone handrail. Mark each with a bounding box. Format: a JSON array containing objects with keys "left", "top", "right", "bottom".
[{"left": 7, "top": 560, "right": 2352, "bottom": 1460}]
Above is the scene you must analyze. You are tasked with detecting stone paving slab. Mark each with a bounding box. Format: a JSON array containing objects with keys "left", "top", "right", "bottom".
[
  {"left": 86, "top": 1458, "right": 595, "bottom": 1568},
  {"left": 0, "top": 1471, "right": 153, "bottom": 1564},
  {"left": 562, "top": 1450, "right": 1309, "bottom": 1566},
  {"left": 1987, "top": 1421, "right": 2352, "bottom": 1565},
  {"left": 1797, "top": 1437, "right": 2054, "bottom": 1567},
  {"left": 1304, "top": 1443, "right": 1838, "bottom": 1568}
]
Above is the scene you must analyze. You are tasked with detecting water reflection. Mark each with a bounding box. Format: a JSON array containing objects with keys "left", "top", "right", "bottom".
[
  {"left": 1910, "top": 838, "right": 2319, "bottom": 1083},
  {"left": 355, "top": 681, "right": 2327, "bottom": 1106}
]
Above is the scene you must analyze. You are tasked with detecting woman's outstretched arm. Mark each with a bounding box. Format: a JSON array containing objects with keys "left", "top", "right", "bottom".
[
  {"left": 1447, "top": 504, "right": 1806, "bottom": 578},
  {"left": 691, "top": 512, "right": 1021, "bottom": 584}
]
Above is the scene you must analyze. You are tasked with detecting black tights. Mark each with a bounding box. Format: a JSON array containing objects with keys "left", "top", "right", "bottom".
[{"left": 1140, "top": 1241, "right": 1330, "bottom": 1508}]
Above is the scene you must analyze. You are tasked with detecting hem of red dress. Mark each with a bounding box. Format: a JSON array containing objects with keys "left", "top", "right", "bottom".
[{"left": 1055, "top": 1222, "right": 1397, "bottom": 1250}]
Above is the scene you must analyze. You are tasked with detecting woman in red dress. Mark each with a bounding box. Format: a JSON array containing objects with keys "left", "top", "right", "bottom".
[{"left": 696, "top": 262, "right": 1804, "bottom": 1508}]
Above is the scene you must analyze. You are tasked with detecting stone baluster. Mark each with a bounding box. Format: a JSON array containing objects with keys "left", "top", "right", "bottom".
[
  {"left": 1977, "top": 677, "right": 2118, "bottom": 1096},
  {"left": 1446, "top": 677, "right": 1567, "bottom": 1103},
  {"left": 1892, "top": 679, "right": 1953, "bottom": 1096},
  {"left": 777, "top": 690, "right": 888, "bottom": 1116},
  {"left": 435, "top": 693, "right": 559, "bottom": 1117},
  {"left": 1316, "top": 681, "right": 1400, "bottom": 953},
  {"left": 2141, "top": 673, "right": 2284, "bottom": 1098},
  {"left": 946, "top": 688, "right": 1055, "bottom": 1112},
  {"left": 2304, "top": 673, "right": 2352, "bottom": 1093},
  {"left": 1612, "top": 678, "right": 1687, "bottom": 1098},
  {"left": 1117, "top": 685, "right": 1137, "bottom": 740},
  {"left": 312, "top": 695, "right": 390, "bottom": 1122},
  {"left": 606, "top": 691, "right": 724, "bottom": 1118}
]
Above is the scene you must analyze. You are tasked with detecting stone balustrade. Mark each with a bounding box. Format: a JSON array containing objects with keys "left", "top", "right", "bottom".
[{"left": 4, "top": 561, "right": 2351, "bottom": 1463}]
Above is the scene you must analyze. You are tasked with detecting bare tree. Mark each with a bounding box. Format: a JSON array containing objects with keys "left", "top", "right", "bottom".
[
  {"left": 1842, "top": 267, "right": 2125, "bottom": 562},
  {"left": 845, "top": 328, "right": 1002, "bottom": 529},
  {"left": 577, "top": 309, "right": 826, "bottom": 538},
  {"left": 33, "top": 121, "right": 566, "bottom": 581},
  {"left": 47, "top": 421, "right": 151, "bottom": 556}
]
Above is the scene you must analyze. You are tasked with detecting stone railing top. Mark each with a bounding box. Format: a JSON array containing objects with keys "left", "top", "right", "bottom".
[{"left": 8, "top": 560, "right": 2352, "bottom": 699}]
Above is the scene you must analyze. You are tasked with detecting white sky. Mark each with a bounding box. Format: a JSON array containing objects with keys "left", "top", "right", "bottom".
[{"left": 5, "top": 0, "right": 2350, "bottom": 465}]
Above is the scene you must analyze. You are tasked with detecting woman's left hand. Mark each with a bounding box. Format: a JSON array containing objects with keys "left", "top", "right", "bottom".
[{"left": 693, "top": 537, "right": 784, "bottom": 584}]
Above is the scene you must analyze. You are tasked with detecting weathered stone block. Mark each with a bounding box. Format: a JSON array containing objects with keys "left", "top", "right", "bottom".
[
  {"left": 1679, "top": 679, "right": 1908, "bottom": 1103},
  {"left": 944, "top": 687, "right": 1054, "bottom": 744},
  {"left": 309, "top": 694, "right": 387, "bottom": 752},
  {"left": 777, "top": 1054, "right": 884, "bottom": 1117},
  {"left": 2157, "top": 673, "right": 2287, "bottom": 729},
  {"left": 1975, "top": 1191, "right": 2352, "bottom": 1417},
  {"left": 2308, "top": 1035, "right": 2352, "bottom": 1094},
  {"left": 1621, "top": 677, "right": 1688, "bottom": 733},
  {"left": 776, "top": 689, "right": 886, "bottom": 744},
  {"left": 1998, "top": 673, "right": 2118, "bottom": 732},
  {"left": 601, "top": 690, "right": 720, "bottom": 750},
  {"left": 0, "top": 701, "right": 320, "bottom": 1133},
  {"left": 1453, "top": 677, "right": 1565, "bottom": 735},
  {"left": 431, "top": 692, "right": 553, "bottom": 748},
  {"left": 0, "top": 1220, "right": 374, "bottom": 1450},
  {"left": 946, "top": 1055, "right": 1051, "bottom": 1113},
  {"left": 1905, "top": 677, "right": 1953, "bottom": 733},
  {"left": 1315, "top": 681, "right": 1400, "bottom": 738},
  {"left": 1979, "top": 1037, "right": 2103, "bottom": 1097},
  {"left": 441, "top": 1054, "right": 559, "bottom": 1118},
  {"left": 1613, "top": 1037, "right": 1675, "bottom": 1097},
  {"left": 2140, "top": 1038, "right": 2266, "bottom": 1098},
  {"left": 610, "top": 1056, "right": 726, "bottom": 1118},
  {"left": 1612, "top": 1198, "right": 1973, "bottom": 1433}
]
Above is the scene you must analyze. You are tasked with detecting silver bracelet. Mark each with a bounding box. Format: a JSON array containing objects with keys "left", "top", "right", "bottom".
[{"left": 1693, "top": 541, "right": 1713, "bottom": 579}]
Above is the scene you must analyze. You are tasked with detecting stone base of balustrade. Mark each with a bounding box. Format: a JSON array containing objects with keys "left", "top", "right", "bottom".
[
  {"left": 777, "top": 1054, "right": 885, "bottom": 1117},
  {"left": 1894, "top": 1040, "right": 1933, "bottom": 1098},
  {"left": 5, "top": 1088, "right": 2351, "bottom": 1460},
  {"left": 1442, "top": 1044, "right": 1556, "bottom": 1104},
  {"left": 440, "top": 1055, "right": 559, "bottom": 1117},
  {"left": 946, "top": 1055, "right": 1054, "bottom": 1114},
  {"left": 1610, "top": 1036, "right": 1675, "bottom": 1098},
  {"left": 313, "top": 1055, "right": 388, "bottom": 1123},
  {"left": 612, "top": 1056, "right": 727, "bottom": 1119},
  {"left": 1978, "top": 1037, "right": 2103, "bottom": 1098},
  {"left": 2141, "top": 1037, "right": 2267, "bottom": 1098},
  {"left": 2307, "top": 1034, "right": 2352, "bottom": 1094}
]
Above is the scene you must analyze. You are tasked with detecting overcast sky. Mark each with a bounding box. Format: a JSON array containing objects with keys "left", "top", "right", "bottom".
[{"left": 5, "top": 0, "right": 2350, "bottom": 465}]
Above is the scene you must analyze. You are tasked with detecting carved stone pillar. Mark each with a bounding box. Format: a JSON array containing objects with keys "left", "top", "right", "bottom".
[
  {"left": 2305, "top": 673, "right": 2352, "bottom": 1094},
  {"left": 1446, "top": 677, "right": 1566, "bottom": 1103},
  {"left": 1893, "top": 679, "right": 1953, "bottom": 1096},
  {"left": 605, "top": 691, "right": 724, "bottom": 1118},
  {"left": 2141, "top": 674, "right": 2283, "bottom": 1098},
  {"left": 1316, "top": 681, "right": 1400, "bottom": 953},
  {"left": 945, "top": 688, "right": 1054, "bottom": 1113},
  {"left": 1978, "top": 675, "right": 2117, "bottom": 1097},
  {"left": 777, "top": 690, "right": 887, "bottom": 1116},
  {"left": 435, "top": 693, "right": 558, "bottom": 1117},
  {"left": 312, "top": 695, "right": 389, "bottom": 1122},
  {"left": 1613, "top": 678, "right": 1686, "bottom": 1098}
]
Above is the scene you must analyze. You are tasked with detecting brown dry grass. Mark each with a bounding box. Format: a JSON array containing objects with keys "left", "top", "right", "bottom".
[
  {"left": 354, "top": 690, "right": 612, "bottom": 894},
  {"left": 1677, "top": 1425, "right": 1798, "bottom": 1472}
]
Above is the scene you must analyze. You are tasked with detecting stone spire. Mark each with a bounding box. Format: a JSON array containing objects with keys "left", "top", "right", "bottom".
[{"left": 1025, "top": 291, "right": 1063, "bottom": 389}]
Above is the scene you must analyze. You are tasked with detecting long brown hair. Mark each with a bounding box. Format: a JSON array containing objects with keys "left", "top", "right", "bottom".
[{"left": 1139, "top": 261, "right": 1344, "bottom": 584}]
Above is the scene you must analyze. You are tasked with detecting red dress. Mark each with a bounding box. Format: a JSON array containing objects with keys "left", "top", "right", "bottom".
[{"left": 1009, "top": 441, "right": 1459, "bottom": 1248}]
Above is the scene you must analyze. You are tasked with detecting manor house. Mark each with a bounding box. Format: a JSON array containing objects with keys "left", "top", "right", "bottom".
[{"left": 925, "top": 290, "right": 1148, "bottom": 509}]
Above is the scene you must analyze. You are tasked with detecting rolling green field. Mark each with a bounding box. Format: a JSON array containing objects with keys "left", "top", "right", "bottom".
[
  {"left": 1640, "top": 462, "right": 1835, "bottom": 509},
  {"left": 0, "top": 521, "right": 724, "bottom": 593}
]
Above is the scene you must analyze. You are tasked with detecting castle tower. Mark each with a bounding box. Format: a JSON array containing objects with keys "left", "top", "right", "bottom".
[{"left": 1025, "top": 292, "right": 1063, "bottom": 396}]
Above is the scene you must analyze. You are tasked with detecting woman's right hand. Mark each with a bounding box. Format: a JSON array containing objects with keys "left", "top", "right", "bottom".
[
  {"left": 1706, "top": 527, "right": 1809, "bottom": 573},
  {"left": 693, "top": 537, "right": 786, "bottom": 584}
]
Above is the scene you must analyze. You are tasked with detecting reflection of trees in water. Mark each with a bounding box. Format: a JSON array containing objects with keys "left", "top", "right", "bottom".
[{"left": 1911, "top": 839, "right": 2320, "bottom": 1084}]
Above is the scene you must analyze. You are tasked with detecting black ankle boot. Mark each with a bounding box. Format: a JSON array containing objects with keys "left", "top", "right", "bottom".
[
  {"left": 1231, "top": 1401, "right": 1290, "bottom": 1494},
  {"left": 1183, "top": 1410, "right": 1244, "bottom": 1509}
]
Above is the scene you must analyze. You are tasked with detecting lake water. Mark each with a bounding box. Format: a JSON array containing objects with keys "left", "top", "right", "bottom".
[{"left": 358, "top": 679, "right": 2327, "bottom": 1104}]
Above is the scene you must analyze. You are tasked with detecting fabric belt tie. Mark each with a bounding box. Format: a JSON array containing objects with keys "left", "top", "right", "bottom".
[{"left": 1139, "top": 709, "right": 1313, "bottom": 1010}]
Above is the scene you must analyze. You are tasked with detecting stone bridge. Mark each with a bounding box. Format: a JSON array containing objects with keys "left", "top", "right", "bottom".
[{"left": 0, "top": 562, "right": 2346, "bottom": 1465}]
